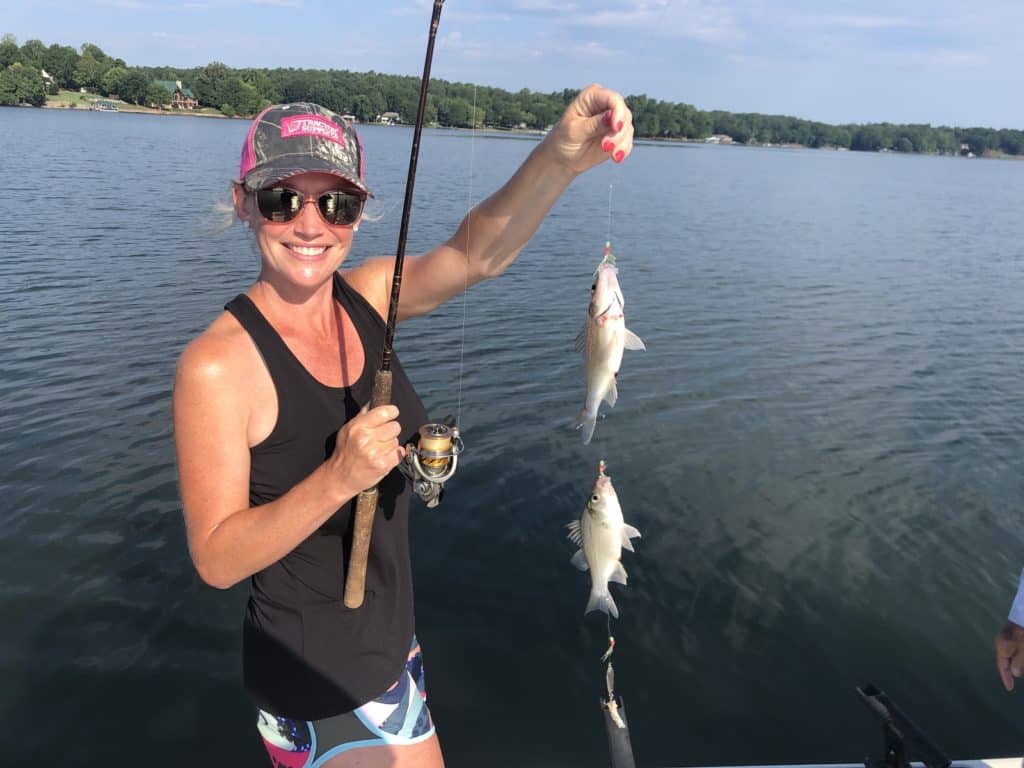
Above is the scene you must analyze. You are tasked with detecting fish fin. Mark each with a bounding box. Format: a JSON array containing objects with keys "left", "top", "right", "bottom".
[
  {"left": 574, "top": 409, "right": 597, "bottom": 445},
  {"left": 586, "top": 588, "right": 619, "bottom": 619},
  {"left": 603, "top": 378, "right": 618, "bottom": 408},
  {"left": 610, "top": 562, "right": 628, "bottom": 585},
  {"left": 624, "top": 328, "right": 646, "bottom": 351},
  {"left": 623, "top": 523, "right": 642, "bottom": 541},
  {"left": 570, "top": 549, "right": 589, "bottom": 572},
  {"left": 566, "top": 520, "right": 583, "bottom": 546}
]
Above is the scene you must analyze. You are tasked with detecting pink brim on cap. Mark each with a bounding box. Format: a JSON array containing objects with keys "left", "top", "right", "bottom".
[{"left": 239, "top": 105, "right": 274, "bottom": 183}]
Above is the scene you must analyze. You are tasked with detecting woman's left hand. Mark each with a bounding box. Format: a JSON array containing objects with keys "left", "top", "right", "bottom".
[{"left": 541, "top": 84, "right": 634, "bottom": 176}]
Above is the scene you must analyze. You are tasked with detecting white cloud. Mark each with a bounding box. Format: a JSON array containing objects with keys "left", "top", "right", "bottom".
[
  {"left": 510, "top": 0, "right": 580, "bottom": 10},
  {"left": 571, "top": 1, "right": 744, "bottom": 45},
  {"left": 97, "top": 0, "right": 158, "bottom": 9},
  {"left": 572, "top": 40, "right": 614, "bottom": 57},
  {"left": 878, "top": 47, "right": 987, "bottom": 69},
  {"left": 785, "top": 14, "right": 916, "bottom": 31}
]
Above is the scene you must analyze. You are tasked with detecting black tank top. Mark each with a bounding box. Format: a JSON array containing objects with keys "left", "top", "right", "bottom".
[{"left": 225, "top": 272, "right": 428, "bottom": 720}]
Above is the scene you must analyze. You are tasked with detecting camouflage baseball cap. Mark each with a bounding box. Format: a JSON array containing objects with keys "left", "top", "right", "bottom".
[{"left": 239, "top": 103, "right": 371, "bottom": 196}]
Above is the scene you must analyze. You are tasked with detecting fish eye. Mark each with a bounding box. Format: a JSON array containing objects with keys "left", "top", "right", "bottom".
[
  {"left": 591, "top": 283, "right": 596, "bottom": 291},
  {"left": 591, "top": 494, "right": 599, "bottom": 502}
]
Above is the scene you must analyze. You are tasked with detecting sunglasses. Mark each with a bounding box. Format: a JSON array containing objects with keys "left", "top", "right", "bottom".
[{"left": 255, "top": 187, "right": 365, "bottom": 226}]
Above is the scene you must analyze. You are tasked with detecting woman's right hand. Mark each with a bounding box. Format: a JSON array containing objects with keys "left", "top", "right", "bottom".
[
  {"left": 327, "top": 405, "right": 406, "bottom": 495},
  {"left": 996, "top": 620, "right": 1024, "bottom": 691}
]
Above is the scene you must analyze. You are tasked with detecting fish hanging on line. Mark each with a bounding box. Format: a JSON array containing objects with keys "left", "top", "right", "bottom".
[
  {"left": 566, "top": 461, "right": 642, "bottom": 618},
  {"left": 574, "top": 242, "right": 645, "bottom": 445}
]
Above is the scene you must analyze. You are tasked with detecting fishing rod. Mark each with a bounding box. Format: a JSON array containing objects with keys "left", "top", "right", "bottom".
[{"left": 344, "top": 0, "right": 459, "bottom": 609}]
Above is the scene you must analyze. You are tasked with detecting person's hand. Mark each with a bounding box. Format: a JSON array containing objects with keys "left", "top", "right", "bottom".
[
  {"left": 995, "top": 620, "right": 1024, "bottom": 691},
  {"left": 540, "top": 84, "right": 634, "bottom": 176},
  {"left": 328, "top": 405, "right": 406, "bottom": 495}
]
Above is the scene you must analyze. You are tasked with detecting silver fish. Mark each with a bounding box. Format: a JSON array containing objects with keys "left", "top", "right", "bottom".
[
  {"left": 575, "top": 244, "right": 645, "bottom": 445},
  {"left": 566, "top": 462, "right": 642, "bottom": 618}
]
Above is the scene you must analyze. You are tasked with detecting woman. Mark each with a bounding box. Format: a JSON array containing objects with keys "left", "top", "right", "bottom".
[{"left": 173, "top": 85, "right": 634, "bottom": 766}]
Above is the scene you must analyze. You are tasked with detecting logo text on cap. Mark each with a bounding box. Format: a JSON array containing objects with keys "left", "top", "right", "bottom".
[{"left": 280, "top": 115, "right": 346, "bottom": 147}]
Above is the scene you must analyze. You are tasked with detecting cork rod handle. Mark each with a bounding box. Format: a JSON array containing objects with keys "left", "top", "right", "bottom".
[{"left": 343, "top": 369, "right": 393, "bottom": 609}]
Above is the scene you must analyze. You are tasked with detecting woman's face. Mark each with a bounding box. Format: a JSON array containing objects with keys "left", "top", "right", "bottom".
[{"left": 234, "top": 171, "right": 364, "bottom": 290}]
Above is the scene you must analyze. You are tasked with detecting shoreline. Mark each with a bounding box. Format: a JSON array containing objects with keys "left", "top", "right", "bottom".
[
  {"left": 42, "top": 100, "right": 245, "bottom": 119},
  {"left": 32, "top": 101, "right": 1020, "bottom": 160}
]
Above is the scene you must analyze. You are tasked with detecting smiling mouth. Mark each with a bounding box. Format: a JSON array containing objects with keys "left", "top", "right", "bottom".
[{"left": 287, "top": 245, "right": 328, "bottom": 257}]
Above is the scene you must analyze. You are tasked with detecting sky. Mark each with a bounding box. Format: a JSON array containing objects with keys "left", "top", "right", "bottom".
[{"left": 5, "top": 0, "right": 1024, "bottom": 130}]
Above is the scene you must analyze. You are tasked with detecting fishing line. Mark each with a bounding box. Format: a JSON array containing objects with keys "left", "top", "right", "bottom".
[
  {"left": 606, "top": 183, "right": 613, "bottom": 244},
  {"left": 455, "top": 83, "right": 477, "bottom": 427}
]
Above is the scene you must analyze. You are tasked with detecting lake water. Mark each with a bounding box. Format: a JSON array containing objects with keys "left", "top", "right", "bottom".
[{"left": 2, "top": 106, "right": 1024, "bottom": 767}]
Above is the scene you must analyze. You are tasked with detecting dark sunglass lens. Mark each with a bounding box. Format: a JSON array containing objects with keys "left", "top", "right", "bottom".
[
  {"left": 256, "top": 189, "right": 302, "bottom": 222},
  {"left": 319, "top": 192, "right": 364, "bottom": 225}
]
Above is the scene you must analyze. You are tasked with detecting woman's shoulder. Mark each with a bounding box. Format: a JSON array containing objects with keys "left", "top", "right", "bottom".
[
  {"left": 340, "top": 259, "right": 393, "bottom": 320},
  {"left": 174, "top": 310, "right": 254, "bottom": 395}
]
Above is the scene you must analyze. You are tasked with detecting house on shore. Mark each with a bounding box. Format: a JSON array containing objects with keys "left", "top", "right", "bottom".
[
  {"left": 375, "top": 111, "right": 401, "bottom": 125},
  {"left": 153, "top": 80, "right": 199, "bottom": 110}
]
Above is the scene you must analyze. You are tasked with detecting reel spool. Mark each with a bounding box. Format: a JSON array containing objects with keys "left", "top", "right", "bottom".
[{"left": 402, "top": 419, "right": 464, "bottom": 508}]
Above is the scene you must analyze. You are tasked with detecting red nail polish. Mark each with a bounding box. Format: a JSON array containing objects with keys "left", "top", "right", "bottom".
[
  {"left": 615, "top": 120, "right": 624, "bottom": 132},
  {"left": 613, "top": 150, "right": 625, "bottom": 163},
  {"left": 601, "top": 138, "right": 614, "bottom": 152},
  {"left": 603, "top": 110, "right": 614, "bottom": 127}
]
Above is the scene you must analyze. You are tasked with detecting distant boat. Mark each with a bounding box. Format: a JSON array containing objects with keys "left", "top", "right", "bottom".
[{"left": 90, "top": 100, "right": 119, "bottom": 112}]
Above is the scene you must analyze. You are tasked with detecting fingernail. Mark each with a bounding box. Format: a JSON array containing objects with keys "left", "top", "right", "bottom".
[
  {"left": 615, "top": 120, "right": 624, "bottom": 132},
  {"left": 603, "top": 109, "right": 613, "bottom": 127},
  {"left": 613, "top": 150, "right": 625, "bottom": 163},
  {"left": 601, "top": 138, "right": 614, "bottom": 152}
]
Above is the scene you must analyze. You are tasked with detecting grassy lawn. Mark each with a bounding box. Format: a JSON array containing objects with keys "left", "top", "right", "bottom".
[
  {"left": 44, "top": 89, "right": 236, "bottom": 117},
  {"left": 42, "top": 90, "right": 251, "bottom": 120},
  {"left": 46, "top": 89, "right": 122, "bottom": 107}
]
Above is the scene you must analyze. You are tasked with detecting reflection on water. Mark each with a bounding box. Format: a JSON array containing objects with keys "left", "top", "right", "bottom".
[{"left": 2, "top": 108, "right": 1024, "bottom": 765}]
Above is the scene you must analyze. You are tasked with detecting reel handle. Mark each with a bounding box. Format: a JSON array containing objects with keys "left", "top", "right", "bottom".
[{"left": 343, "top": 370, "right": 393, "bottom": 609}]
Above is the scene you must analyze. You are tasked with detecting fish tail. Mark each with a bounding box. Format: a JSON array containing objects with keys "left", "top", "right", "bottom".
[
  {"left": 585, "top": 587, "right": 619, "bottom": 619},
  {"left": 575, "top": 409, "right": 597, "bottom": 445}
]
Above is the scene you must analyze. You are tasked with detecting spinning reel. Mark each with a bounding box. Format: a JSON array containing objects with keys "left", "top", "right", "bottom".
[{"left": 401, "top": 418, "right": 464, "bottom": 508}]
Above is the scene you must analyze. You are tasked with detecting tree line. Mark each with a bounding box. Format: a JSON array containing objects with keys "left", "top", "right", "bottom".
[{"left": 3, "top": 33, "right": 1022, "bottom": 158}]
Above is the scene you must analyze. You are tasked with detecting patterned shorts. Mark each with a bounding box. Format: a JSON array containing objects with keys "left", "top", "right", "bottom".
[{"left": 256, "top": 638, "right": 435, "bottom": 768}]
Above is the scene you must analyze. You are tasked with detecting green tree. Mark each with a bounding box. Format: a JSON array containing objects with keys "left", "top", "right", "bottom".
[
  {"left": 529, "top": 98, "right": 559, "bottom": 128},
  {"left": 351, "top": 94, "right": 372, "bottom": 122},
  {"left": 0, "top": 33, "right": 19, "bottom": 68},
  {"left": 73, "top": 53, "right": 105, "bottom": 90},
  {"left": 960, "top": 128, "right": 994, "bottom": 156},
  {"left": 146, "top": 81, "right": 169, "bottom": 108},
  {"left": 439, "top": 96, "right": 472, "bottom": 127},
  {"left": 119, "top": 70, "right": 151, "bottom": 104},
  {"left": 19, "top": 38, "right": 46, "bottom": 71},
  {"left": 851, "top": 125, "right": 887, "bottom": 151},
  {"left": 0, "top": 62, "right": 46, "bottom": 106},
  {"left": 43, "top": 43, "right": 79, "bottom": 88},
  {"left": 80, "top": 42, "right": 110, "bottom": 63},
  {"left": 998, "top": 130, "right": 1024, "bottom": 155},
  {"left": 101, "top": 65, "right": 127, "bottom": 96},
  {"left": 232, "top": 80, "right": 264, "bottom": 116},
  {"left": 192, "top": 61, "right": 233, "bottom": 107},
  {"left": 934, "top": 130, "right": 959, "bottom": 155}
]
